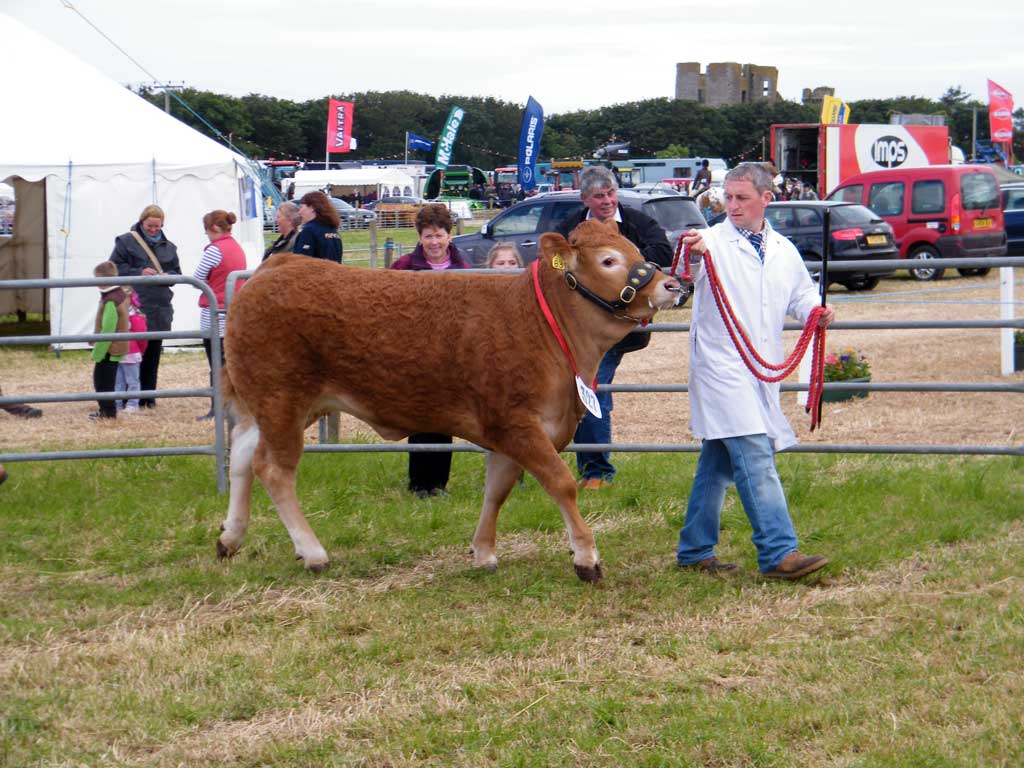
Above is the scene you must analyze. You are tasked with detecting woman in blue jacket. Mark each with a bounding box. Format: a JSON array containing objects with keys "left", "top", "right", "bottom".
[{"left": 293, "top": 191, "right": 343, "bottom": 262}]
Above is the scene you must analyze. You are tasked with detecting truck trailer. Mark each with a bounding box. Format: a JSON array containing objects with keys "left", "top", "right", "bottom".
[{"left": 770, "top": 123, "right": 951, "bottom": 197}]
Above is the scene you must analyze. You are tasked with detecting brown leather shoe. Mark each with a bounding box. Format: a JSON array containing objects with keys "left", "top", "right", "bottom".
[
  {"left": 679, "top": 556, "right": 739, "bottom": 575},
  {"left": 577, "top": 477, "right": 610, "bottom": 491},
  {"left": 762, "top": 551, "right": 828, "bottom": 580}
]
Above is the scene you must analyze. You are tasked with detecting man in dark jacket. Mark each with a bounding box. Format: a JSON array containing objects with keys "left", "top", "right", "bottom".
[{"left": 556, "top": 166, "right": 672, "bottom": 490}]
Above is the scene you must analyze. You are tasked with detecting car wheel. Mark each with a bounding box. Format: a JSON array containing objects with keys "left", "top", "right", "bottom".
[
  {"left": 908, "top": 245, "right": 944, "bottom": 281},
  {"left": 841, "top": 276, "right": 880, "bottom": 291},
  {"left": 956, "top": 268, "right": 991, "bottom": 277}
]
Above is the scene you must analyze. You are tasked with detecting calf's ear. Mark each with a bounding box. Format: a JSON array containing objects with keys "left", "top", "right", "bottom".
[{"left": 538, "top": 233, "right": 578, "bottom": 271}]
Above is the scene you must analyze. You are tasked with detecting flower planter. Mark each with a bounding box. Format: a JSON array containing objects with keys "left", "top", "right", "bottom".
[
  {"left": 1015, "top": 344, "right": 1024, "bottom": 372},
  {"left": 822, "top": 376, "right": 870, "bottom": 403}
]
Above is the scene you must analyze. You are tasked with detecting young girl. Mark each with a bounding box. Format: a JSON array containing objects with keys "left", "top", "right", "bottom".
[
  {"left": 486, "top": 242, "right": 523, "bottom": 270},
  {"left": 115, "top": 290, "right": 148, "bottom": 412}
]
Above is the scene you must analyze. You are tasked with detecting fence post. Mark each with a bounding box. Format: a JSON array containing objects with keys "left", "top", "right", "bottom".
[
  {"left": 384, "top": 237, "right": 394, "bottom": 268},
  {"left": 368, "top": 220, "right": 379, "bottom": 269}
]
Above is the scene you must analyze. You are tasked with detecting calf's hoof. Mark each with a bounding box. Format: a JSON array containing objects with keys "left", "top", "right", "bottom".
[
  {"left": 216, "top": 536, "right": 240, "bottom": 560},
  {"left": 471, "top": 547, "right": 498, "bottom": 573},
  {"left": 299, "top": 552, "right": 330, "bottom": 573},
  {"left": 574, "top": 562, "right": 603, "bottom": 583}
]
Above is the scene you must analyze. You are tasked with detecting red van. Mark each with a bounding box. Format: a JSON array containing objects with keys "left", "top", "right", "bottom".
[{"left": 827, "top": 165, "right": 1006, "bottom": 280}]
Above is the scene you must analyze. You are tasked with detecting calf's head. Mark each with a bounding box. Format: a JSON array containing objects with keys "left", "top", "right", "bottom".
[{"left": 539, "top": 219, "right": 688, "bottom": 322}]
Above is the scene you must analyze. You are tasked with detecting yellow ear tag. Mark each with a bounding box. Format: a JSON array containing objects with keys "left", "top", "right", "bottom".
[{"left": 551, "top": 254, "right": 565, "bottom": 270}]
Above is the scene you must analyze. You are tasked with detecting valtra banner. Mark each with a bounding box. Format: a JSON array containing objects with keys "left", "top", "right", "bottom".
[
  {"left": 987, "top": 79, "right": 1014, "bottom": 143},
  {"left": 326, "top": 99, "right": 354, "bottom": 154}
]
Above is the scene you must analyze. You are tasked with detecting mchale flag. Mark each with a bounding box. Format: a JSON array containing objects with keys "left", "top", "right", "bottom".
[
  {"left": 517, "top": 96, "right": 544, "bottom": 192},
  {"left": 987, "top": 79, "right": 1014, "bottom": 143},
  {"left": 435, "top": 106, "right": 465, "bottom": 170},
  {"left": 327, "top": 99, "right": 354, "bottom": 153},
  {"left": 407, "top": 132, "right": 434, "bottom": 151}
]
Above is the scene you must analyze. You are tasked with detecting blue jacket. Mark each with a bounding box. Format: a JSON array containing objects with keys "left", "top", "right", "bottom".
[{"left": 293, "top": 220, "right": 343, "bottom": 262}]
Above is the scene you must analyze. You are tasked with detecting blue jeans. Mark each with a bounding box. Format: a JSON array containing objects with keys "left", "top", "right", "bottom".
[
  {"left": 574, "top": 348, "right": 623, "bottom": 481},
  {"left": 677, "top": 434, "right": 799, "bottom": 572},
  {"left": 116, "top": 362, "right": 141, "bottom": 409}
]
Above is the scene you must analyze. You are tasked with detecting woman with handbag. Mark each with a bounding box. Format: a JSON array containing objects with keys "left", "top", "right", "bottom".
[{"left": 110, "top": 205, "right": 181, "bottom": 410}]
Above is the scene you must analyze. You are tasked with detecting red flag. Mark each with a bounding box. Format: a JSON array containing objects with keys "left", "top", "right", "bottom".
[
  {"left": 326, "top": 99, "right": 354, "bottom": 154},
  {"left": 987, "top": 79, "right": 1014, "bottom": 144}
]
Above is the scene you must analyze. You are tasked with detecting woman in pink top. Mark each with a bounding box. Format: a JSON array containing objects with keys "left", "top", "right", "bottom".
[{"left": 388, "top": 204, "right": 468, "bottom": 496}]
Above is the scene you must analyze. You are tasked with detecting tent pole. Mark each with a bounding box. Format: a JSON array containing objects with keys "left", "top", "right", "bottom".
[{"left": 55, "top": 160, "right": 74, "bottom": 359}]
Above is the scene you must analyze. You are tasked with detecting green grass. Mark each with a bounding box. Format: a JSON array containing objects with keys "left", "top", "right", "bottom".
[{"left": 1, "top": 452, "right": 1022, "bottom": 766}]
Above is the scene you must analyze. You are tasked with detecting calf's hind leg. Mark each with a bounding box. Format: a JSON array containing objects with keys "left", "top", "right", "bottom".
[
  {"left": 252, "top": 421, "right": 330, "bottom": 572},
  {"left": 471, "top": 451, "right": 524, "bottom": 572},
  {"left": 217, "top": 419, "right": 259, "bottom": 558}
]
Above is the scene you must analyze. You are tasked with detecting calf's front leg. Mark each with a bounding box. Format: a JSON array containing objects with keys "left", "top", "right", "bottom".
[{"left": 499, "top": 434, "right": 602, "bottom": 583}]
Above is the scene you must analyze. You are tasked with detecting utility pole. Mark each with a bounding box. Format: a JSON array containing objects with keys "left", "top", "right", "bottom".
[
  {"left": 971, "top": 107, "right": 977, "bottom": 162},
  {"left": 157, "top": 81, "right": 185, "bottom": 114}
]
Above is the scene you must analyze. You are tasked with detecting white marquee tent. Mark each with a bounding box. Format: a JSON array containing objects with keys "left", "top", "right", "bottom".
[{"left": 0, "top": 13, "right": 264, "bottom": 344}]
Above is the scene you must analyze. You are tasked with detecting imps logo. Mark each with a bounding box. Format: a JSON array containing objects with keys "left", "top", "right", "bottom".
[{"left": 871, "top": 136, "right": 908, "bottom": 168}]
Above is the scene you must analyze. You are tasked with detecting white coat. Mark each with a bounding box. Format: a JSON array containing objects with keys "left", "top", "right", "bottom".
[{"left": 689, "top": 218, "right": 820, "bottom": 451}]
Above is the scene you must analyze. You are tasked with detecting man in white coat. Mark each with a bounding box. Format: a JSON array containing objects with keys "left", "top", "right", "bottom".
[{"left": 676, "top": 162, "right": 835, "bottom": 580}]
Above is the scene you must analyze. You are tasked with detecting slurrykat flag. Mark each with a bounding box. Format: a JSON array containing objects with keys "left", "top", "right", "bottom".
[
  {"left": 517, "top": 96, "right": 544, "bottom": 192},
  {"left": 326, "top": 99, "right": 354, "bottom": 153},
  {"left": 434, "top": 106, "right": 465, "bottom": 170},
  {"left": 988, "top": 79, "right": 1014, "bottom": 144}
]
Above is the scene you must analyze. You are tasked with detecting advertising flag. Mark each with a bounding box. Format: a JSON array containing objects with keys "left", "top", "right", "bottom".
[
  {"left": 820, "top": 95, "right": 850, "bottom": 124},
  {"left": 326, "top": 99, "right": 354, "bottom": 153},
  {"left": 434, "top": 106, "right": 465, "bottom": 170},
  {"left": 987, "top": 79, "right": 1014, "bottom": 143},
  {"left": 407, "top": 132, "right": 434, "bottom": 151},
  {"left": 517, "top": 96, "right": 545, "bottom": 192}
]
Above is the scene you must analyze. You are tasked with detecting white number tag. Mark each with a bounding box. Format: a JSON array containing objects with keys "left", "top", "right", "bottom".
[{"left": 575, "top": 375, "right": 602, "bottom": 418}]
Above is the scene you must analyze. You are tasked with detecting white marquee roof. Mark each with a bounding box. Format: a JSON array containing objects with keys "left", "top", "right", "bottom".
[{"left": 0, "top": 12, "right": 251, "bottom": 183}]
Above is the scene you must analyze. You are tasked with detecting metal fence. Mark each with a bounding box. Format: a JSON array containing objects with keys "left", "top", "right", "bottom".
[
  {"left": 3, "top": 257, "right": 1023, "bottom": 494},
  {"left": 0, "top": 275, "right": 229, "bottom": 490}
]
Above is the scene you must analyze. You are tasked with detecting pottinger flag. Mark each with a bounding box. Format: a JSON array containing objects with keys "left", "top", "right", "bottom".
[
  {"left": 987, "top": 79, "right": 1014, "bottom": 143},
  {"left": 326, "top": 99, "right": 354, "bottom": 153},
  {"left": 517, "top": 96, "right": 544, "bottom": 192}
]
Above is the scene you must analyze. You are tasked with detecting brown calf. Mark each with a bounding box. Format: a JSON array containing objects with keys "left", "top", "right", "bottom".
[{"left": 218, "top": 220, "right": 687, "bottom": 582}]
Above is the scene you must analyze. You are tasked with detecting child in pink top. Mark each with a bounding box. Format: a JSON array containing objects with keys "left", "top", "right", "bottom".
[{"left": 115, "top": 291, "right": 149, "bottom": 412}]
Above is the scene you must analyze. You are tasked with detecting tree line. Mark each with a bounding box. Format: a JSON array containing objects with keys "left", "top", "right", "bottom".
[{"left": 140, "top": 86, "right": 1023, "bottom": 169}]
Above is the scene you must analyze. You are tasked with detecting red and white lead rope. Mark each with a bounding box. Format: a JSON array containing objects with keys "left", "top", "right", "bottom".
[{"left": 671, "top": 236, "right": 828, "bottom": 431}]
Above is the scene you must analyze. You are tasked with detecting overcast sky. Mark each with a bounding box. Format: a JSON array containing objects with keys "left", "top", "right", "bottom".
[{"left": 7, "top": 0, "right": 1024, "bottom": 118}]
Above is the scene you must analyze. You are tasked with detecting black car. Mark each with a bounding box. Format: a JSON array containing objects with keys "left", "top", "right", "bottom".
[
  {"left": 451, "top": 190, "right": 706, "bottom": 266},
  {"left": 1001, "top": 183, "right": 1024, "bottom": 256},
  {"left": 711, "top": 201, "right": 898, "bottom": 291},
  {"left": 326, "top": 197, "right": 377, "bottom": 229}
]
